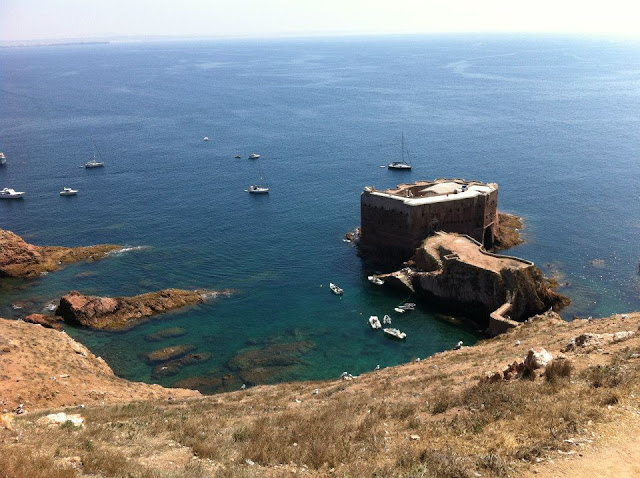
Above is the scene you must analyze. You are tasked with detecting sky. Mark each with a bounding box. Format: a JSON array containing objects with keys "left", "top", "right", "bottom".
[{"left": 1, "top": 0, "right": 639, "bottom": 43}]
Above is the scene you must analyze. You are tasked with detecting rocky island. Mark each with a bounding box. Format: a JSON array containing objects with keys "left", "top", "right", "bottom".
[{"left": 0, "top": 228, "right": 120, "bottom": 278}]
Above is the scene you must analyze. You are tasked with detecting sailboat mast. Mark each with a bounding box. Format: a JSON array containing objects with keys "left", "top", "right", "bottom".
[{"left": 401, "top": 132, "right": 405, "bottom": 162}]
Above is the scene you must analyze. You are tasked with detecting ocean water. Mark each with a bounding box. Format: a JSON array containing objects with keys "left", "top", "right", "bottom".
[{"left": 1, "top": 35, "right": 639, "bottom": 390}]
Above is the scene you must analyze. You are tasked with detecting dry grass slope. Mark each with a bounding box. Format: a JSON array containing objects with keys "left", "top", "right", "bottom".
[{"left": 1, "top": 312, "right": 640, "bottom": 477}]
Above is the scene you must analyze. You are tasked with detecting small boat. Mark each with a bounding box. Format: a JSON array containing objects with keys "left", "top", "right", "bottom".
[
  {"left": 369, "top": 316, "right": 382, "bottom": 329},
  {"left": 394, "top": 307, "right": 405, "bottom": 314},
  {"left": 248, "top": 153, "right": 260, "bottom": 159},
  {"left": 383, "top": 315, "right": 392, "bottom": 325},
  {"left": 397, "top": 303, "right": 416, "bottom": 311},
  {"left": 85, "top": 142, "right": 105, "bottom": 168},
  {"left": 383, "top": 328, "right": 407, "bottom": 340},
  {"left": 247, "top": 159, "right": 269, "bottom": 194},
  {"left": 234, "top": 154, "right": 241, "bottom": 159},
  {"left": 203, "top": 136, "right": 210, "bottom": 142},
  {"left": 0, "top": 152, "right": 6, "bottom": 165},
  {"left": 60, "top": 187, "right": 78, "bottom": 196},
  {"left": 329, "top": 282, "right": 344, "bottom": 295},
  {"left": 248, "top": 185, "right": 269, "bottom": 194},
  {"left": 0, "top": 188, "right": 25, "bottom": 199},
  {"left": 368, "top": 275, "right": 384, "bottom": 286},
  {"left": 388, "top": 132, "right": 412, "bottom": 170}
]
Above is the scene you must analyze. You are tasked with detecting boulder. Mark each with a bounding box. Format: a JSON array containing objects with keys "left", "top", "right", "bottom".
[
  {"left": 37, "top": 412, "right": 84, "bottom": 428},
  {"left": 23, "top": 313, "right": 63, "bottom": 330},
  {"left": 523, "top": 348, "right": 553, "bottom": 372}
]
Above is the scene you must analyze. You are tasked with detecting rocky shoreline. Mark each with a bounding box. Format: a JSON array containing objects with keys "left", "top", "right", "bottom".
[{"left": 0, "top": 229, "right": 120, "bottom": 278}]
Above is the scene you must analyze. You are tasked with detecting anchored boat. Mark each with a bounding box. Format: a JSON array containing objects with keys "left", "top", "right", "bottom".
[
  {"left": 388, "top": 132, "right": 412, "bottom": 170},
  {"left": 60, "top": 187, "right": 78, "bottom": 196},
  {"left": 0, "top": 188, "right": 25, "bottom": 199},
  {"left": 369, "top": 316, "right": 382, "bottom": 329},
  {"left": 383, "top": 328, "right": 407, "bottom": 340},
  {"left": 329, "top": 282, "right": 344, "bottom": 295}
]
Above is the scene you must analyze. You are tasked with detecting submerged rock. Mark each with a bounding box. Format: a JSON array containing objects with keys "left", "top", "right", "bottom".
[
  {"left": 144, "top": 344, "right": 195, "bottom": 364},
  {"left": 151, "top": 352, "right": 211, "bottom": 378},
  {"left": 227, "top": 340, "right": 315, "bottom": 386},
  {"left": 228, "top": 340, "right": 315, "bottom": 371},
  {"left": 145, "top": 327, "right": 188, "bottom": 342},
  {"left": 0, "top": 229, "right": 120, "bottom": 278},
  {"left": 55, "top": 289, "right": 229, "bottom": 330}
]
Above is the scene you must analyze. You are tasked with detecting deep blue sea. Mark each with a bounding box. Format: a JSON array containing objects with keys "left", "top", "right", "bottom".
[{"left": 1, "top": 35, "right": 639, "bottom": 391}]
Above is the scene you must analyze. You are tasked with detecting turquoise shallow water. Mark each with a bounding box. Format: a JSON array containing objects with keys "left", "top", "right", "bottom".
[{"left": 1, "top": 35, "right": 639, "bottom": 390}]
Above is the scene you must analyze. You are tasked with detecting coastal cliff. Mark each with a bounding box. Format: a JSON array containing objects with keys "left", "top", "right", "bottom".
[
  {"left": 383, "top": 232, "right": 568, "bottom": 328},
  {"left": 53, "top": 289, "right": 230, "bottom": 330},
  {"left": 0, "top": 318, "right": 199, "bottom": 411},
  {"left": 0, "top": 229, "right": 120, "bottom": 278}
]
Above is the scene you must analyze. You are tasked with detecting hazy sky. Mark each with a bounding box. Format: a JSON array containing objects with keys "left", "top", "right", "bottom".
[{"left": 1, "top": 0, "right": 639, "bottom": 42}]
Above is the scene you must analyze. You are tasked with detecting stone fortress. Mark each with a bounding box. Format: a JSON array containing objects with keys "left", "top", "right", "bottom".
[{"left": 360, "top": 178, "right": 498, "bottom": 262}]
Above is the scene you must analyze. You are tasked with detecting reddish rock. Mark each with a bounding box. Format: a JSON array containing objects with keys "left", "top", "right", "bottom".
[
  {"left": 22, "top": 314, "right": 63, "bottom": 330},
  {"left": 0, "top": 229, "right": 120, "bottom": 278},
  {"left": 55, "top": 289, "right": 230, "bottom": 330}
]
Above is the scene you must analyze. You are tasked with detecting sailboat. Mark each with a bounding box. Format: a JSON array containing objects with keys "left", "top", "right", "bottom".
[
  {"left": 85, "top": 142, "right": 105, "bottom": 168},
  {"left": 247, "top": 159, "right": 269, "bottom": 194},
  {"left": 388, "top": 132, "right": 412, "bottom": 170}
]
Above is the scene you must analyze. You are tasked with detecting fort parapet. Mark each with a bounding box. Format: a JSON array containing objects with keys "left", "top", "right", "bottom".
[{"left": 360, "top": 178, "right": 499, "bottom": 262}]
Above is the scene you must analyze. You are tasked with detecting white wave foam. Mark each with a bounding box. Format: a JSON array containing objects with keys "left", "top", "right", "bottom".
[{"left": 108, "top": 245, "right": 151, "bottom": 256}]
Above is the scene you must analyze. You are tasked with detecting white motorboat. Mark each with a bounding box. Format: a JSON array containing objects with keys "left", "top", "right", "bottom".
[
  {"left": 383, "top": 315, "right": 392, "bottom": 325},
  {"left": 60, "top": 187, "right": 78, "bottom": 196},
  {"left": 368, "top": 275, "right": 384, "bottom": 286},
  {"left": 234, "top": 154, "right": 241, "bottom": 159},
  {"left": 329, "top": 282, "right": 344, "bottom": 295},
  {"left": 369, "top": 315, "right": 382, "bottom": 329},
  {"left": 0, "top": 188, "right": 25, "bottom": 199},
  {"left": 248, "top": 153, "right": 260, "bottom": 159},
  {"left": 0, "top": 152, "right": 6, "bottom": 165},
  {"left": 248, "top": 185, "right": 269, "bottom": 194},
  {"left": 397, "top": 303, "right": 416, "bottom": 311},
  {"left": 383, "top": 328, "right": 407, "bottom": 340},
  {"left": 394, "top": 307, "right": 405, "bottom": 314},
  {"left": 203, "top": 136, "right": 210, "bottom": 141},
  {"left": 388, "top": 132, "right": 412, "bottom": 170}
]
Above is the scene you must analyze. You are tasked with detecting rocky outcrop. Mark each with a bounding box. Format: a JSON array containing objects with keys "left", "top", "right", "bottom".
[
  {"left": 493, "top": 212, "right": 524, "bottom": 251},
  {"left": 0, "top": 229, "right": 120, "bottom": 278},
  {"left": 22, "top": 313, "right": 63, "bottom": 330},
  {"left": 55, "top": 289, "right": 230, "bottom": 330},
  {"left": 384, "top": 233, "right": 568, "bottom": 327},
  {"left": 0, "top": 318, "right": 199, "bottom": 410}
]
